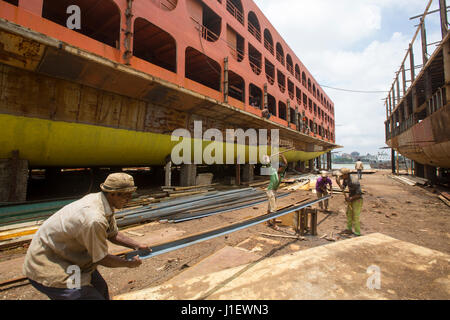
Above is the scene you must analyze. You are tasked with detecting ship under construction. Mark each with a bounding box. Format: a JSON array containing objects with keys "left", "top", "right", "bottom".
[
  {"left": 384, "top": 0, "right": 450, "bottom": 182},
  {"left": 0, "top": 0, "right": 338, "bottom": 201}
]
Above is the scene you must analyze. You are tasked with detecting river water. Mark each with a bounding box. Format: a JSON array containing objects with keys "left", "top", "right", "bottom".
[{"left": 331, "top": 163, "right": 365, "bottom": 169}]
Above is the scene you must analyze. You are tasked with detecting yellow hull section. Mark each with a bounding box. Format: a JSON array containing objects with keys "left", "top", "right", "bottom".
[{"left": 0, "top": 114, "right": 328, "bottom": 167}]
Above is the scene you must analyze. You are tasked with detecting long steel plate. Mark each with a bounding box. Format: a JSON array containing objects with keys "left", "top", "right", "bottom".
[{"left": 125, "top": 196, "right": 331, "bottom": 260}]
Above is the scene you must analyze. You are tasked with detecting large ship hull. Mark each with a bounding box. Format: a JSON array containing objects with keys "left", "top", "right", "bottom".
[
  {"left": 386, "top": 104, "right": 450, "bottom": 169},
  {"left": 0, "top": 1, "right": 337, "bottom": 169},
  {"left": 0, "top": 113, "right": 328, "bottom": 167}
]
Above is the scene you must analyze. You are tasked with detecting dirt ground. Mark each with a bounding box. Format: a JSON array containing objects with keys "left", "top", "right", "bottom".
[{"left": 1, "top": 170, "right": 449, "bottom": 300}]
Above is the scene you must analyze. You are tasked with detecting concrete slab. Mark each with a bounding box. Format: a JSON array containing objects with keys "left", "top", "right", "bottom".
[{"left": 114, "top": 233, "right": 450, "bottom": 300}]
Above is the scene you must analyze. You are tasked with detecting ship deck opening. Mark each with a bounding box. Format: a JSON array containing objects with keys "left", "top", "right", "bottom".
[
  {"left": 3, "top": 0, "right": 18, "bottom": 6},
  {"left": 200, "top": 2, "right": 221, "bottom": 42},
  {"left": 268, "top": 94, "right": 276, "bottom": 116},
  {"left": 228, "top": 71, "right": 245, "bottom": 102},
  {"left": 248, "top": 11, "right": 261, "bottom": 42},
  {"left": 42, "top": 0, "right": 121, "bottom": 49},
  {"left": 288, "top": 79, "right": 294, "bottom": 100},
  {"left": 265, "top": 59, "right": 275, "bottom": 85},
  {"left": 290, "top": 107, "right": 296, "bottom": 125},
  {"left": 133, "top": 18, "right": 177, "bottom": 73},
  {"left": 226, "top": 0, "right": 244, "bottom": 25},
  {"left": 249, "top": 84, "right": 262, "bottom": 109},
  {"left": 248, "top": 44, "right": 262, "bottom": 75},
  {"left": 185, "top": 47, "right": 221, "bottom": 92},
  {"left": 277, "top": 69, "right": 286, "bottom": 93},
  {"left": 226, "top": 25, "right": 244, "bottom": 62},
  {"left": 278, "top": 101, "right": 287, "bottom": 121},
  {"left": 264, "top": 29, "right": 274, "bottom": 55}
]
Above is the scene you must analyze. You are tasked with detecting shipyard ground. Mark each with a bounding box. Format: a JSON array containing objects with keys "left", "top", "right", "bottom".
[{"left": 0, "top": 170, "right": 449, "bottom": 300}]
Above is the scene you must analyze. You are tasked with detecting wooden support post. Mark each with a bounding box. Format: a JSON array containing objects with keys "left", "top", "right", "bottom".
[
  {"left": 264, "top": 83, "right": 268, "bottom": 109},
  {"left": 327, "top": 152, "right": 332, "bottom": 170},
  {"left": 396, "top": 76, "right": 401, "bottom": 103},
  {"left": 0, "top": 151, "right": 29, "bottom": 202},
  {"left": 392, "top": 85, "right": 396, "bottom": 107},
  {"left": 287, "top": 99, "right": 291, "bottom": 125},
  {"left": 409, "top": 45, "right": 416, "bottom": 82},
  {"left": 439, "top": 0, "right": 448, "bottom": 39},
  {"left": 388, "top": 92, "right": 393, "bottom": 115},
  {"left": 164, "top": 161, "right": 172, "bottom": 187},
  {"left": 402, "top": 64, "right": 407, "bottom": 95},
  {"left": 310, "top": 208, "right": 318, "bottom": 236},
  {"left": 442, "top": 36, "right": 450, "bottom": 105},
  {"left": 308, "top": 159, "right": 314, "bottom": 172},
  {"left": 123, "top": 0, "right": 134, "bottom": 64},
  {"left": 236, "top": 164, "right": 241, "bottom": 186},
  {"left": 421, "top": 21, "right": 429, "bottom": 65},
  {"left": 224, "top": 57, "right": 229, "bottom": 104},
  {"left": 391, "top": 149, "right": 396, "bottom": 174}
]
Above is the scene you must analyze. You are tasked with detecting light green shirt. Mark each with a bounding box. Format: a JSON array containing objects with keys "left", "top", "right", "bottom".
[{"left": 267, "top": 166, "right": 286, "bottom": 190}]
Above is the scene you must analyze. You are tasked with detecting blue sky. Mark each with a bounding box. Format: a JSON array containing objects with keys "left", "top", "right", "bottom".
[{"left": 255, "top": 0, "right": 444, "bottom": 156}]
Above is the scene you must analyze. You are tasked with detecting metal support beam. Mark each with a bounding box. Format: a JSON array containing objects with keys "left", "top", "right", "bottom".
[
  {"left": 224, "top": 57, "right": 229, "bottom": 104},
  {"left": 125, "top": 195, "right": 331, "bottom": 261}
]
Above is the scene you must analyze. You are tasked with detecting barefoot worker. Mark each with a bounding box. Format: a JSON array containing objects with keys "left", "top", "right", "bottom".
[
  {"left": 336, "top": 168, "right": 363, "bottom": 236},
  {"left": 23, "top": 173, "right": 151, "bottom": 300}
]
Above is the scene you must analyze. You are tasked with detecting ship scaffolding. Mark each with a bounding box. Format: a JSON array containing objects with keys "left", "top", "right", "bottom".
[{"left": 384, "top": 0, "right": 450, "bottom": 183}]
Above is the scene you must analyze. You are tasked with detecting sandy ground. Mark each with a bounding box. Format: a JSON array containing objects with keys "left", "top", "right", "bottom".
[{"left": 0, "top": 170, "right": 449, "bottom": 300}]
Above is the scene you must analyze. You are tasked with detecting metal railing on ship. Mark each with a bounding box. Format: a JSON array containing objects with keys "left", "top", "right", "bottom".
[
  {"left": 248, "top": 23, "right": 261, "bottom": 42},
  {"left": 226, "top": 0, "right": 244, "bottom": 25},
  {"left": 264, "top": 39, "right": 274, "bottom": 54},
  {"left": 153, "top": 0, "right": 177, "bottom": 11},
  {"left": 191, "top": 17, "right": 219, "bottom": 42}
]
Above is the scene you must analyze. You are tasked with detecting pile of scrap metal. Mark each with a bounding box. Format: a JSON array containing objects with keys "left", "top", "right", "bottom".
[
  {"left": 0, "top": 187, "right": 289, "bottom": 249},
  {"left": 116, "top": 188, "right": 290, "bottom": 225}
]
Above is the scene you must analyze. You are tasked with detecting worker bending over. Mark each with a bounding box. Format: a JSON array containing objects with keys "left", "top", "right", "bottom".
[
  {"left": 336, "top": 168, "right": 363, "bottom": 236},
  {"left": 263, "top": 154, "right": 288, "bottom": 229},
  {"left": 316, "top": 171, "right": 333, "bottom": 212},
  {"left": 23, "top": 173, "right": 150, "bottom": 300}
]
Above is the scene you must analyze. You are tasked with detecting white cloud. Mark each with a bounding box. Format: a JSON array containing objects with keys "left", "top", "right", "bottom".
[{"left": 255, "top": 0, "right": 444, "bottom": 155}]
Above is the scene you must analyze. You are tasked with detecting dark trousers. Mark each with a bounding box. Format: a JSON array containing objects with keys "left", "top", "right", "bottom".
[
  {"left": 28, "top": 270, "right": 110, "bottom": 300},
  {"left": 357, "top": 169, "right": 362, "bottom": 180}
]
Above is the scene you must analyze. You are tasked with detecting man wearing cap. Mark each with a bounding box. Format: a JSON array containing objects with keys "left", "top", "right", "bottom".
[
  {"left": 23, "top": 173, "right": 150, "bottom": 300},
  {"left": 355, "top": 159, "right": 364, "bottom": 180},
  {"left": 336, "top": 168, "right": 363, "bottom": 236},
  {"left": 263, "top": 154, "right": 288, "bottom": 229},
  {"left": 315, "top": 171, "right": 333, "bottom": 212}
]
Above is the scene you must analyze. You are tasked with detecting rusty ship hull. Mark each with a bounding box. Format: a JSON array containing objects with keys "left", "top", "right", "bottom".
[
  {"left": 0, "top": 0, "right": 337, "bottom": 168},
  {"left": 384, "top": 0, "right": 450, "bottom": 172}
]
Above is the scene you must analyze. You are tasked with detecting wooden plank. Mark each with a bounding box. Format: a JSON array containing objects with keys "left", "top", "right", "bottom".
[
  {"left": 97, "top": 92, "right": 121, "bottom": 127},
  {"left": 438, "top": 195, "right": 450, "bottom": 207},
  {"left": 77, "top": 85, "right": 99, "bottom": 125},
  {"left": 54, "top": 81, "right": 81, "bottom": 122},
  {"left": 119, "top": 97, "right": 141, "bottom": 130}
]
